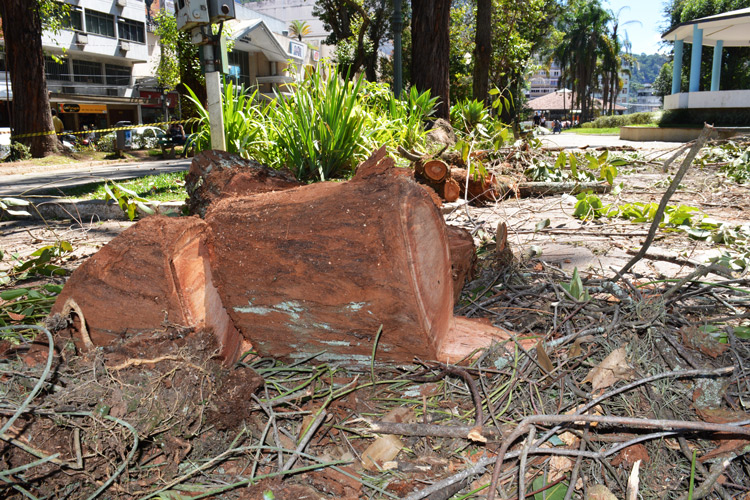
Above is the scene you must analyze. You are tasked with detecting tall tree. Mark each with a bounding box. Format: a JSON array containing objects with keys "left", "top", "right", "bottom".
[
  {"left": 411, "top": 0, "right": 451, "bottom": 119},
  {"left": 0, "top": 0, "right": 59, "bottom": 157},
  {"left": 313, "top": 0, "right": 391, "bottom": 80},
  {"left": 472, "top": 0, "right": 492, "bottom": 103},
  {"left": 554, "top": 0, "right": 611, "bottom": 122}
]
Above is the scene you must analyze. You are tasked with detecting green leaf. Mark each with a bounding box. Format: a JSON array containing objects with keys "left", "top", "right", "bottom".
[
  {"left": 60, "top": 241, "right": 73, "bottom": 252},
  {"left": 535, "top": 218, "right": 551, "bottom": 232},
  {"left": 44, "top": 284, "right": 64, "bottom": 294},
  {"left": 0, "top": 197, "right": 30, "bottom": 207},
  {"left": 733, "top": 326, "right": 750, "bottom": 339},
  {"left": 533, "top": 476, "right": 568, "bottom": 500},
  {"left": 569, "top": 153, "right": 578, "bottom": 178},
  {"left": 0, "top": 288, "right": 29, "bottom": 300}
]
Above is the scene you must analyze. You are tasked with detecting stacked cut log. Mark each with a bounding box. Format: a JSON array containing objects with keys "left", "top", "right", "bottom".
[{"left": 414, "top": 158, "right": 461, "bottom": 203}]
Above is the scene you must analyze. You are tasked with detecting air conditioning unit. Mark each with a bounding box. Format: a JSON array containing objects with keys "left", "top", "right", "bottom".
[
  {"left": 62, "top": 86, "right": 76, "bottom": 94},
  {"left": 75, "top": 33, "right": 88, "bottom": 45},
  {"left": 116, "top": 0, "right": 128, "bottom": 7},
  {"left": 107, "top": 88, "right": 119, "bottom": 97},
  {"left": 119, "top": 41, "right": 131, "bottom": 52}
]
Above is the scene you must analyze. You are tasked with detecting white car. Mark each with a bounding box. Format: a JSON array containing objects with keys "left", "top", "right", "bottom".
[
  {"left": 100, "top": 125, "right": 166, "bottom": 150},
  {"left": 0, "top": 127, "right": 10, "bottom": 160},
  {"left": 131, "top": 126, "right": 167, "bottom": 149}
]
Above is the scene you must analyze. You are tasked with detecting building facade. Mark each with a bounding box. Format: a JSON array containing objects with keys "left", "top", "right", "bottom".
[{"left": 0, "top": 0, "right": 313, "bottom": 132}]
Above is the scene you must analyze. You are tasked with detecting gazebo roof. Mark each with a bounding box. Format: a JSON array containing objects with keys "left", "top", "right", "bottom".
[{"left": 661, "top": 7, "right": 750, "bottom": 47}]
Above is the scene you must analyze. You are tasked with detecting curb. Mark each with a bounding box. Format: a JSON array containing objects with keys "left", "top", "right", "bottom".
[{"left": 13, "top": 199, "right": 186, "bottom": 221}]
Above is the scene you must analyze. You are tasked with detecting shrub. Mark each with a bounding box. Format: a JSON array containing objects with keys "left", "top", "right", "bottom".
[
  {"left": 580, "top": 112, "right": 659, "bottom": 129},
  {"left": 4, "top": 142, "right": 31, "bottom": 162}
]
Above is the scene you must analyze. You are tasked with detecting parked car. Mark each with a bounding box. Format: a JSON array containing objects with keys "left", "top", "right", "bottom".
[
  {"left": 0, "top": 127, "right": 10, "bottom": 161},
  {"left": 98, "top": 125, "right": 166, "bottom": 151}
]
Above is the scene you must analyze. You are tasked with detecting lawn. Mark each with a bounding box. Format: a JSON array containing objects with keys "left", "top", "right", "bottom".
[{"left": 60, "top": 171, "right": 187, "bottom": 202}]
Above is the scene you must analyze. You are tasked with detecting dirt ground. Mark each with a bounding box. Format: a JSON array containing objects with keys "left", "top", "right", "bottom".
[{"left": 1, "top": 139, "right": 749, "bottom": 499}]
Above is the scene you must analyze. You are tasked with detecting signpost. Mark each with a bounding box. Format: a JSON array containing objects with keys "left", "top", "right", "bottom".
[{"left": 174, "top": 0, "right": 235, "bottom": 151}]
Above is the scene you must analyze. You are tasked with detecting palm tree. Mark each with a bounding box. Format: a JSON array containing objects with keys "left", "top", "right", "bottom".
[
  {"left": 554, "top": 0, "right": 612, "bottom": 122},
  {"left": 288, "top": 20, "right": 312, "bottom": 42}
]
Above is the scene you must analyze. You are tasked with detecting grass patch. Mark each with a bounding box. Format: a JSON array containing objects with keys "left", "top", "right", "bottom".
[
  {"left": 60, "top": 171, "right": 187, "bottom": 202},
  {"left": 564, "top": 127, "right": 620, "bottom": 135}
]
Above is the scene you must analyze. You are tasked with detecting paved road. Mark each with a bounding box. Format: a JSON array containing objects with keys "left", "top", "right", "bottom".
[
  {"left": 0, "top": 157, "right": 191, "bottom": 197},
  {"left": 539, "top": 131, "right": 686, "bottom": 152}
]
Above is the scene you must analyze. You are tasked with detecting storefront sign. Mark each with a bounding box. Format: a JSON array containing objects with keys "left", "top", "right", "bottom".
[{"left": 60, "top": 103, "right": 107, "bottom": 114}]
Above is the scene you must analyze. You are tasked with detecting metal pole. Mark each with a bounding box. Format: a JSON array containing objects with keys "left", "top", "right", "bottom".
[
  {"left": 203, "top": 43, "right": 226, "bottom": 151},
  {"left": 392, "top": 0, "right": 402, "bottom": 97}
]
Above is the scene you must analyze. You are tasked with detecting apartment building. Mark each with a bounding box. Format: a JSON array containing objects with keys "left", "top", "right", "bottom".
[
  {"left": 0, "top": 0, "right": 311, "bottom": 131},
  {"left": 526, "top": 59, "right": 630, "bottom": 112},
  {"left": 40, "top": 0, "right": 150, "bottom": 131}
]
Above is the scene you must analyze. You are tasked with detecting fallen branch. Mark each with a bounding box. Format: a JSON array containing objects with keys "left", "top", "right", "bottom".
[
  {"left": 618, "top": 125, "right": 715, "bottom": 276},
  {"left": 487, "top": 414, "right": 750, "bottom": 500},
  {"left": 517, "top": 181, "right": 611, "bottom": 197}
]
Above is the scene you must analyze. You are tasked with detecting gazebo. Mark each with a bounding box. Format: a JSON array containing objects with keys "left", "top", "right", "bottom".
[{"left": 661, "top": 7, "right": 750, "bottom": 110}]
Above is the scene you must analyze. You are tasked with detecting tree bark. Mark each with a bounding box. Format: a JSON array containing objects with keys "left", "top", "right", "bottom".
[
  {"left": 471, "top": 0, "right": 492, "bottom": 104},
  {"left": 1, "top": 0, "right": 59, "bottom": 157},
  {"left": 411, "top": 0, "right": 451, "bottom": 119}
]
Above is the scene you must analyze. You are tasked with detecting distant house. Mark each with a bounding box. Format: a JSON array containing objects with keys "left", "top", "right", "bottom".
[
  {"left": 630, "top": 84, "right": 662, "bottom": 114},
  {"left": 527, "top": 89, "right": 626, "bottom": 120}
]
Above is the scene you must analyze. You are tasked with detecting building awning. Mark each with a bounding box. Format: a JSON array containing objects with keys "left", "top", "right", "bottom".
[
  {"left": 230, "top": 19, "right": 302, "bottom": 62},
  {"left": 49, "top": 92, "right": 150, "bottom": 106},
  {"left": 662, "top": 7, "right": 750, "bottom": 47}
]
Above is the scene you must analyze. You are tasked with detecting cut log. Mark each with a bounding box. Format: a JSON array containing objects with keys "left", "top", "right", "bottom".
[
  {"left": 450, "top": 167, "right": 510, "bottom": 204},
  {"left": 441, "top": 177, "right": 461, "bottom": 202},
  {"left": 415, "top": 159, "right": 449, "bottom": 183},
  {"left": 517, "top": 181, "right": 611, "bottom": 197},
  {"left": 185, "top": 150, "right": 301, "bottom": 217},
  {"left": 50, "top": 216, "right": 244, "bottom": 363}
]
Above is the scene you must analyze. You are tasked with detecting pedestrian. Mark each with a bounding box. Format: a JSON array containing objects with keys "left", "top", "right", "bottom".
[
  {"left": 168, "top": 122, "right": 186, "bottom": 145},
  {"left": 51, "top": 109, "right": 64, "bottom": 137}
]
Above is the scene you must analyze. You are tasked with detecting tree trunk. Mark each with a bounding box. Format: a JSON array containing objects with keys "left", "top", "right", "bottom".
[
  {"left": 411, "top": 0, "right": 451, "bottom": 119},
  {"left": 471, "top": 0, "right": 492, "bottom": 104},
  {"left": 1, "top": 0, "right": 58, "bottom": 157}
]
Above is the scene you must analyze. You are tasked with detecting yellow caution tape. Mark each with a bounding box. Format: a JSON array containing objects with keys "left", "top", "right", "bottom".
[{"left": 4, "top": 120, "right": 192, "bottom": 140}]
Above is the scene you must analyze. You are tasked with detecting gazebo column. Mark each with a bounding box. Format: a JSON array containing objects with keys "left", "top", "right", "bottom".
[
  {"left": 689, "top": 24, "right": 703, "bottom": 92},
  {"left": 711, "top": 40, "right": 723, "bottom": 91},
  {"left": 672, "top": 37, "right": 683, "bottom": 94}
]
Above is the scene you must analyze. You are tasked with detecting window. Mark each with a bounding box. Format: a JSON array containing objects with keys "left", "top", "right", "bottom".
[
  {"left": 228, "top": 50, "right": 251, "bottom": 88},
  {"left": 73, "top": 59, "right": 103, "bottom": 84},
  {"left": 85, "top": 10, "right": 115, "bottom": 37},
  {"left": 0, "top": 54, "right": 5, "bottom": 72},
  {"left": 105, "top": 64, "right": 132, "bottom": 85},
  {"left": 118, "top": 18, "right": 145, "bottom": 43},
  {"left": 62, "top": 5, "right": 83, "bottom": 31},
  {"left": 45, "top": 56, "right": 68, "bottom": 81}
]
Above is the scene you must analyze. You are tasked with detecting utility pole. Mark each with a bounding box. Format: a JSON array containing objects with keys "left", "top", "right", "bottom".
[
  {"left": 392, "top": 0, "right": 402, "bottom": 97},
  {"left": 175, "top": 0, "right": 234, "bottom": 151}
]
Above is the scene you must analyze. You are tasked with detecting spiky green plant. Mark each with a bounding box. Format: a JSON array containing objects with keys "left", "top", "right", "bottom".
[{"left": 269, "top": 69, "right": 368, "bottom": 181}]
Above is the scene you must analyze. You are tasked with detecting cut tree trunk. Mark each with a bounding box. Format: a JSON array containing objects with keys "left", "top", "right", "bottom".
[
  {"left": 185, "top": 150, "right": 301, "bottom": 217},
  {"left": 51, "top": 148, "right": 522, "bottom": 367},
  {"left": 50, "top": 216, "right": 244, "bottom": 363}
]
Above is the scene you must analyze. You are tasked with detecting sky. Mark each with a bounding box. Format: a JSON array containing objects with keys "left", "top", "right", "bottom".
[{"left": 604, "top": 0, "right": 671, "bottom": 55}]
